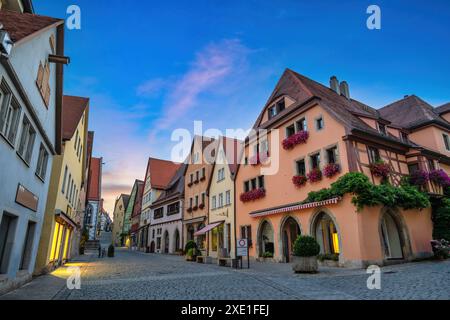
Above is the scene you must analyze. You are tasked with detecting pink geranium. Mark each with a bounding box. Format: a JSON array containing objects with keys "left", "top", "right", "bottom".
[
  {"left": 282, "top": 131, "right": 309, "bottom": 150},
  {"left": 429, "top": 169, "right": 450, "bottom": 187},
  {"left": 292, "top": 175, "right": 308, "bottom": 188},
  {"left": 369, "top": 161, "right": 391, "bottom": 179},
  {"left": 240, "top": 188, "right": 266, "bottom": 202},
  {"left": 307, "top": 168, "right": 322, "bottom": 183},
  {"left": 323, "top": 163, "right": 340, "bottom": 178}
]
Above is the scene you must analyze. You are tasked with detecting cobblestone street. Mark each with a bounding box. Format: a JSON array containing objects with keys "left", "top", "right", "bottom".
[{"left": 1, "top": 248, "right": 450, "bottom": 300}]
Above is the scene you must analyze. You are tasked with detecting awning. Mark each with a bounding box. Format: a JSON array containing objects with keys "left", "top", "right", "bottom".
[
  {"left": 249, "top": 197, "right": 341, "bottom": 218},
  {"left": 194, "top": 221, "right": 224, "bottom": 236}
]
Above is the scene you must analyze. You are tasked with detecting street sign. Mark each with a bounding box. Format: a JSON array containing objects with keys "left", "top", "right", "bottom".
[{"left": 237, "top": 239, "right": 248, "bottom": 257}]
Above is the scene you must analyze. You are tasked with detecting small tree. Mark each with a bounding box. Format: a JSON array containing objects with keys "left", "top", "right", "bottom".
[{"left": 293, "top": 236, "right": 320, "bottom": 257}]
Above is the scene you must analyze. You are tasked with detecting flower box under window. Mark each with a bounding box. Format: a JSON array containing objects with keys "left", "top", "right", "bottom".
[
  {"left": 369, "top": 161, "right": 391, "bottom": 179},
  {"left": 307, "top": 168, "right": 322, "bottom": 183},
  {"left": 282, "top": 131, "right": 309, "bottom": 150},
  {"left": 323, "top": 163, "right": 340, "bottom": 178},
  {"left": 292, "top": 175, "right": 307, "bottom": 188},
  {"left": 240, "top": 188, "right": 266, "bottom": 202}
]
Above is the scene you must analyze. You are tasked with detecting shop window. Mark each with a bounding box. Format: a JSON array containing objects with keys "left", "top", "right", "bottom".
[{"left": 211, "top": 227, "right": 218, "bottom": 252}]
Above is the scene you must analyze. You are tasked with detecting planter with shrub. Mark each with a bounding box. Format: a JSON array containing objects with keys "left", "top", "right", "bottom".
[{"left": 292, "top": 235, "right": 320, "bottom": 273}]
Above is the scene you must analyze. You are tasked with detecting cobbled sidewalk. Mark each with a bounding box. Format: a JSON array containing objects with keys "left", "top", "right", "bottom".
[{"left": 2, "top": 248, "right": 450, "bottom": 300}]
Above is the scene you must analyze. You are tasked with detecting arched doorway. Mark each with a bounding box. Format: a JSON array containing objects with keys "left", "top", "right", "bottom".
[
  {"left": 380, "top": 212, "right": 404, "bottom": 259},
  {"left": 149, "top": 241, "right": 155, "bottom": 253},
  {"left": 313, "top": 212, "right": 340, "bottom": 256},
  {"left": 281, "top": 217, "right": 301, "bottom": 263},
  {"left": 163, "top": 231, "right": 170, "bottom": 254},
  {"left": 258, "top": 221, "right": 275, "bottom": 257},
  {"left": 174, "top": 229, "right": 180, "bottom": 252}
]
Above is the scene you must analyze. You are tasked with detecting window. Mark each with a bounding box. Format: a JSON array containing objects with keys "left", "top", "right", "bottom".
[
  {"left": 401, "top": 132, "right": 409, "bottom": 142},
  {"left": 268, "top": 105, "right": 277, "bottom": 119},
  {"left": 408, "top": 163, "right": 418, "bottom": 176},
  {"left": 444, "top": 134, "right": 450, "bottom": 151},
  {"left": 74, "top": 130, "right": 79, "bottom": 151},
  {"left": 258, "top": 176, "right": 265, "bottom": 189},
  {"left": 17, "top": 116, "right": 36, "bottom": 164},
  {"left": 196, "top": 171, "right": 199, "bottom": 181},
  {"left": 260, "top": 140, "right": 269, "bottom": 155},
  {"left": 61, "top": 166, "right": 68, "bottom": 194},
  {"left": 310, "top": 153, "right": 321, "bottom": 169},
  {"left": 368, "top": 146, "right": 381, "bottom": 164},
  {"left": 36, "top": 144, "right": 49, "bottom": 181},
  {"left": 296, "top": 159, "right": 306, "bottom": 176},
  {"left": 316, "top": 116, "right": 324, "bottom": 131},
  {"left": 79, "top": 145, "right": 83, "bottom": 161},
  {"left": 201, "top": 193, "right": 205, "bottom": 205},
  {"left": 244, "top": 157, "right": 248, "bottom": 166},
  {"left": 225, "top": 190, "right": 231, "bottom": 205},
  {"left": 326, "top": 147, "right": 338, "bottom": 164},
  {"left": 36, "top": 61, "right": 51, "bottom": 106},
  {"left": 190, "top": 173, "right": 193, "bottom": 183},
  {"left": 167, "top": 202, "right": 180, "bottom": 215},
  {"left": 189, "top": 198, "right": 193, "bottom": 208},
  {"left": 218, "top": 193, "right": 223, "bottom": 208},
  {"left": 66, "top": 175, "right": 71, "bottom": 199},
  {"left": 154, "top": 208, "right": 164, "bottom": 219},
  {"left": 251, "top": 178, "right": 257, "bottom": 190},
  {"left": 0, "top": 89, "right": 21, "bottom": 145},
  {"left": 212, "top": 196, "right": 217, "bottom": 209},
  {"left": 218, "top": 168, "right": 225, "bottom": 181},
  {"left": 195, "top": 195, "right": 199, "bottom": 206},
  {"left": 277, "top": 99, "right": 285, "bottom": 113},
  {"left": 202, "top": 167, "right": 206, "bottom": 179},
  {"left": 286, "top": 125, "right": 295, "bottom": 138},
  {"left": 296, "top": 118, "right": 307, "bottom": 132},
  {"left": 244, "top": 181, "right": 250, "bottom": 193},
  {"left": 378, "top": 123, "right": 387, "bottom": 135}
]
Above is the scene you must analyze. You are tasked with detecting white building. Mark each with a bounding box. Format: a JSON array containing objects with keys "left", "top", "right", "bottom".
[
  {"left": 148, "top": 164, "right": 185, "bottom": 254},
  {"left": 0, "top": 5, "right": 68, "bottom": 293}
]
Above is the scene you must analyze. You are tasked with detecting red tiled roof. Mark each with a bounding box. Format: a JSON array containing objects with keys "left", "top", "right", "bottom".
[
  {"left": 88, "top": 157, "right": 102, "bottom": 201},
  {"left": 145, "top": 158, "right": 181, "bottom": 190},
  {"left": 436, "top": 103, "right": 450, "bottom": 116},
  {"left": 0, "top": 10, "right": 63, "bottom": 43},
  {"left": 62, "top": 95, "right": 89, "bottom": 141}
]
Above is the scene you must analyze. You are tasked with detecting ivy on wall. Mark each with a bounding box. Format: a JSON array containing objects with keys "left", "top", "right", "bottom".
[{"left": 302, "top": 172, "right": 431, "bottom": 211}]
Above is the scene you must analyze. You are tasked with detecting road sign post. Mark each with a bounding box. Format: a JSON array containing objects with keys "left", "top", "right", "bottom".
[{"left": 237, "top": 239, "right": 249, "bottom": 269}]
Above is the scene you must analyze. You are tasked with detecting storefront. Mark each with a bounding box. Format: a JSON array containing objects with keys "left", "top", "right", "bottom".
[{"left": 49, "top": 211, "right": 76, "bottom": 267}]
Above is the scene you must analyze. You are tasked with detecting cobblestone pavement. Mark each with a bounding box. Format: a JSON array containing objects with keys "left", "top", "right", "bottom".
[{"left": 2, "top": 248, "right": 450, "bottom": 300}]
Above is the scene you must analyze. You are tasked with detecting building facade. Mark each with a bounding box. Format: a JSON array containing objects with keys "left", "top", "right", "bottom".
[
  {"left": 235, "top": 69, "right": 447, "bottom": 268},
  {"left": 85, "top": 157, "right": 102, "bottom": 240},
  {"left": 138, "top": 158, "right": 181, "bottom": 251},
  {"left": 149, "top": 164, "right": 186, "bottom": 254},
  {"left": 183, "top": 136, "right": 218, "bottom": 255},
  {"left": 34, "top": 96, "right": 89, "bottom": 275},
  {"left": 0, "top": 8, "right": 66, "bottom": 293},
  {"left": 200, "top": 137, "right": 242, "bottom": 261},
  {"left": 122, "top": 179, "right": 143, "bottom": 248},
  {"left": 112, "top": 194, "right": 129, "bottom": 246}
]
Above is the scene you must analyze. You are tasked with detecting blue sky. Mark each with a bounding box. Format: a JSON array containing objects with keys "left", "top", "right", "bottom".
[{"left": 35, "top": 0, "right": 450, "bottom": 212}]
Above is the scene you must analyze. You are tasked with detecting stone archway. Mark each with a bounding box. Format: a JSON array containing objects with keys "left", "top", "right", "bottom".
[
  {"left": 311, "top": 211, "right": 341, "bottom": 257},
  {"left": 163, "top": 230, "right": 170, "bottom": 254},
  {"left": 257, "top": 220, "right": 275, "bottom": 257},
  {"left": 379, "top": 208, "right": 412, "bottom": 261},
  {"left": 279, "top": 216, "right": 301, "bottom": 263}
]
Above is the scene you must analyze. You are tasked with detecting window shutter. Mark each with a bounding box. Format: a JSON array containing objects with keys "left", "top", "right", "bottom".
[
  {"left": 8, "top": 103, "right": 20, "bottom": 143},
  {"left": 36, "top": 63, "right": 44, "bottom": 89},
  {"left": 25, "top": 132, "right": 35, "bottom": 163},
  {"left": 44, "top": 85, "right": 51, "bottom": 106}
]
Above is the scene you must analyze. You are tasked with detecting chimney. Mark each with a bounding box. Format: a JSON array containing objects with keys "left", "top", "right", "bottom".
[
  {"left": 330, "top": 76, "right": 340, "bottom": 95},
  {"left": 339, "top": 81, "right": 350, "bottom": 99}
]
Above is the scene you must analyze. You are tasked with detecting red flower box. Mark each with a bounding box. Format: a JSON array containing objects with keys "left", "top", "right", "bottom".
[
  {"left": 194, "top": 179, "right": 199, "bottom": 184},
  {"left": 199, "top": 204, "right": 205, "bottom": 210},
  {"left": 188, "top": 182, "right": 193, "bottom": 187},
  {"left": 187, "top": 207, "right": 193, "bottom": 213},
  {"left": 323, "top": 163, "right": 340, "bottom": 178},
  {"left": 369, "top": 161, "right": 391, "bottom": 179},
  {"left": 292, "top": 175, "right": 307, "bottom": 188},
  {"left": 307, "top": 168, "right": 322, "bottom": 183},
  {"left": 193, "top": 206, "right": 198, "bottom": 211},
  {"left": 282, "top": 131, "right": 309, "bottom": 150},
  {"left": 240, "top": 188, "right": 266, "bottom": 202},
  {"left": 429, "top": 169, "right": 450, "bottom": 187},
  {"left": 200, "top": 176, "right": 206, "bottom": 181}
]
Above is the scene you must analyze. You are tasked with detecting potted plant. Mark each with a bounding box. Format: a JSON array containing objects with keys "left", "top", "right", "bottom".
[
  {"left": 107, "top": 244, "right": 115, "bottom": 257},
  {"left": 409, "top": 169, "right": 429, "bottom": 188},
  {"left": 307, "top": 168, "right": 322, "bottom": 183},
  {"left": 369, "top": 160, "right": 391, "bottom": 179},
  {"left": 323, "top": 163, "right": 340, "bottom": 178},
  {"left": 292, "top": 175, "right": 307, "bottom": 188},
  {"left": 431, "top": 239, "right": 450, "bottom": 260},
  {"left": 429, "top": 169, "right": 450, "bottom": 187},
  {"left": 240, "top": 188, "right": 266, "bottom": 202},
  {"left": 282, "top": 131, "right": 309, "bottom": 150},
  {"left": 185, "top": 240, "right": 198, "bottom": 261},
  {"left": 292, "top": 236, "right": 320, "bottom": 273}
]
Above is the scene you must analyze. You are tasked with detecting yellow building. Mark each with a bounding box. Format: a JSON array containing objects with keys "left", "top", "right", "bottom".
[
  {"left": 203, "top": 137, "right": 242, "bottom": 262},
  {"left": 35, "top": 96, "right": 89, "bottom": 274}
]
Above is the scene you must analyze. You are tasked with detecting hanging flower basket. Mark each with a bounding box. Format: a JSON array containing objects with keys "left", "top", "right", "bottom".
[
  {"left": 307, "top": 169, "right": 322, "bottom": 183},
  {"left": 369, "top": 161, "right": 391, "bottom": 179},
  {"left": 282, "top": 131, "right": 309, "bottom": 150},
  {"left": 240, "top": 188, "right": 266, "bottom": 202},
  {"left": 292, "top": 175, "right": 308, "bottom": 188},
  {"left": 323, "top": 163, "right": 340, "bottom": 178},
  {"left": 429, "top": 169, "right": 450, "bottom": 187},
  {"left": 409, "top": 170, "right": 429, "bottom": 187}
]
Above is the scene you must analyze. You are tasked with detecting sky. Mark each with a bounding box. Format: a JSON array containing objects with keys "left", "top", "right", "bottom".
[{"left": 34, "top": 0, "right": 450, "bottom": 215}]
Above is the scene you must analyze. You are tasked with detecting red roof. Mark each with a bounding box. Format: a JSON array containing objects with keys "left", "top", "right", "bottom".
[
  {"left": 62, "top": 95, "right": 89, "bottom": 141},
  {"left": 145, "top": 158, "right": 181, "bottom": 189},
  {"left": 88, "top": 157, "right": 102, "bottom": 201},
  {"left": 0, "top": 10, "right": 63, "bottom": 43}
]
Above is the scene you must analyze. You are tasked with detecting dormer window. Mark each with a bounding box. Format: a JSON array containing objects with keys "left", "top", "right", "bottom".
[
  {"left": 378, "top": 123, "right": 387, "bottom": 135},
  {"left": 401, "top": 132, "right": 409, "bottom": 143},
  {"left": 268, "top": 98, "right": 286, "bottom": 120}
]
